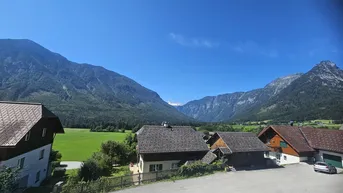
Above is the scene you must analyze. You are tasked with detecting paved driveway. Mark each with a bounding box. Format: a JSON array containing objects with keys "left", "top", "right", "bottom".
[
  {"left": 60, "top": 161, "right": 82, "bottom": 170},
  {"left": 114, "top": 163, "right": 343, "bottom": 193}
]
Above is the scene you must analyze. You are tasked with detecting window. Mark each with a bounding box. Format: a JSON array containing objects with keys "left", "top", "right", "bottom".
[
  {"left": 171, "top": 163, "right": 179, "bottom": 169},
  {"left": 280, "top": 141, "right": 288, "bottom": 148},
  {"left": 17, "top": 157, "right": 25, "bottom": 169},
  {"left": 35, "top": 171, "right": 40, "bottom": 183},
  {"left": 25, "top": 131, "right": 31, "bottom": 141},
  {"left": 284, "top": 155, "right": 287, "bottom": 160},
  {"left": 149, "top": 164, "right": 162, "bottom": 172},
  {"left": 276, "top": 153, "right": 281, "bottom": 160},
  {"left": 39, "top": 149, "right": 45, "bottom": 160},
  {"left": 265, "top": 152, "right": 269, "bottom": 157},
  {"left": 42, "top": 128, "right": 47, "bottom": 137}
]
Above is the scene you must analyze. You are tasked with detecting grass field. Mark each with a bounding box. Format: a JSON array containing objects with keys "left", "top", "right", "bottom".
[{"left": 53, "top": 128, "right": 129, "bottom": 161}]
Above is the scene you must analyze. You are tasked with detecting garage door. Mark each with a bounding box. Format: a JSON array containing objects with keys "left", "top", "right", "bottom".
[{"left": 323, "top": 153, "right": 342, "bottom": 168}]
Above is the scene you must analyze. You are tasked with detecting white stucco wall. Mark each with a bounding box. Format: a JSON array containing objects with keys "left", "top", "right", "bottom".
[
  {"left": 0, "top": 144, "right": 52, "bottom": 188},
  {"left": 138, "top": 155, "right": 180, "bottom": 180},
  {"left": 267, "top": 152, "right": 301, "bottom": 165},
  {"left": 315, "top": 150, "right": 343, "bottom": 168}
]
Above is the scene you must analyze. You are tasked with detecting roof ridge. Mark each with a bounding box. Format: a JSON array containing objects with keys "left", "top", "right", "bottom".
[{"left": 0, "top": 101, "right": 42, "bottom": 105}]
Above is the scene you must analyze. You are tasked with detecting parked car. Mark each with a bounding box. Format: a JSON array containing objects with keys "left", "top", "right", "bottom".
[{"left": 313, "top": 161, "right": 337, "bottom": 174}]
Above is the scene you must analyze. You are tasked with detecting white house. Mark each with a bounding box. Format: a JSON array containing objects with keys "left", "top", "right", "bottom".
[
  {"left": 0, "top": 101, "right": 64, "bottom": 189},
  {"left": 136, "top": 124, "right": 208, "bottom": 180}
]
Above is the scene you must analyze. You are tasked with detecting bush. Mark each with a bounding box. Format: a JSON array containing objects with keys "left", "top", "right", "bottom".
[
  {"left": 0, "top": 167, "right": 19, "bottom": 193},
  {"left": 178, "top": 160, "right": 223, "bottom": 177},
  {"left": 78, "top": 159, "right": 102, "bottom": 182},
  {"left": 91, "top": 152, "right": 113, "bottom": 176},
  {"left": 53, "top": 168, "right": 66, "bottom": 177}
]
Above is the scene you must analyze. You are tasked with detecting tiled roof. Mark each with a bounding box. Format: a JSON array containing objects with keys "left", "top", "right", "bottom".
[
  {"left": 301, "top": 127, "right": 343, "bottom": 154},
  {"left": 217, "top": 132, "right": 269, "bottom": 153},
  {"left": 218, "top": 147, "right": 232, "bottom": 155},
  {"left": 201, "top": 151, "right": 217, "bottom": 164},
  {"left": 137, "top": 125, "right": 209, "bottom": 154},
  {"left": 0, "top": 101, "right": 63, "bottom": 146},
  {"left": 258, "top": 125, "right": 315, "bottom": 153}
]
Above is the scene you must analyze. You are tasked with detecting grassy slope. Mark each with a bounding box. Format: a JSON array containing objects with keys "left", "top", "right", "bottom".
[{"left": 53, "top": 128, "right": 128, "bottom": 161}]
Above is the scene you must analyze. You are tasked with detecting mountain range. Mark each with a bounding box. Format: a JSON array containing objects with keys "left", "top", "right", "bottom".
[
  {"left": 177, "top": 61, "right": 343, "bottom": 122},
  {"left": 0, "top": 39, "right": 342, "bottom": 126},
  {"left": 0, "top": 39, "right": 193, "bottom": 127}
]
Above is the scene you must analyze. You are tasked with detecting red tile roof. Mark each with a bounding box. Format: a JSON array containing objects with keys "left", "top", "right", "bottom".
[
  {"left": 259, "top": 125, "right": 343, "bottom": 154},
  {"left": 258, "top": 125, "right": 314, "bottom": 153},
  {"left": 301, "top": 127, "right": 343, "bottom": 154}
]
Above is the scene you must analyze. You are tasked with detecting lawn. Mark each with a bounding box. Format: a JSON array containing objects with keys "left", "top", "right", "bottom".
[{"left": 53, "top": 128, "right": 129, "bottom": 161}]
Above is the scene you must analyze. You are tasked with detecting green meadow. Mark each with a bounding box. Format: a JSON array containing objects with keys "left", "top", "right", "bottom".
[{"left": 52, "top": 128, "right": 128, "bottom": 161}]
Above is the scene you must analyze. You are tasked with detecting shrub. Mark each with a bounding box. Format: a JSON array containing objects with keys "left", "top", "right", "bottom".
[
  {"left": 78, "top": 159, "right": 102, "bottom": 182},
  {"left": 91, "top": 152, "right": 113, "bottom": 176},
  {"left": 0, "top": 167, "right": 19, "bottom": 193},
  {"left": 53, "top": 168, "right": 66, "bottom": 178},
  {"left": 178, "top": 160, "right": 223, "bottom": 177}
]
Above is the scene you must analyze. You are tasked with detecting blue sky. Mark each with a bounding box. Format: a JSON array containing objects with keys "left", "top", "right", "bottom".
[{"left": 0, "top": 0, "right": 342, "bottom": 105}]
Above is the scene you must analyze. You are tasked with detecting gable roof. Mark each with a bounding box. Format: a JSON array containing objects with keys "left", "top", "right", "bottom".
[
  {"left": 0, "top": 101, "right": 64, "bottom": 146},
  {"left": 137, "top": 125, "right": 209, "bottom": 154},
  {"left": 301, "top": 127, "right": 343, "bottom": 154},
  {"left": 216, "top": 132, "right": 269, "bottom": 153},
  {"left": 258, "top": 125, "right": 314, "bottom": 153}
]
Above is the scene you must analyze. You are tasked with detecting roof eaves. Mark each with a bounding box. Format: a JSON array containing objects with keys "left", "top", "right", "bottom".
[{"left": 216, "top": 132, "right": 233, "bottom": 153}]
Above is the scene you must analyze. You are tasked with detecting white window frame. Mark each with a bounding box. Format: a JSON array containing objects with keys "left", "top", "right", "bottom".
[
  {"left": 39, "top": 149, "right": 45, "bottom": 160},
  {"left": 17, "top": 157, "right": 25, "bottom": 169},
  {"left": 25, "top": 131, "right": 31, "bottom": 141},
  {"left": 149, "top": 164, "right": 162, "bottom": 172},
  {"left": 35, "top": 171, "right": 40, "bottom": 183},
  {"left": 42, "top": 128, "right": 47, "bottom": 137}
]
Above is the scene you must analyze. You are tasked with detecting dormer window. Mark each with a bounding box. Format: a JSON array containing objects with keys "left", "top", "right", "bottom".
[
  {"left": 25, "top": 131, "right": 31, "bottom": 141},
  {"left": 42, "top": 128, "right": 47, "bottom": 137}
]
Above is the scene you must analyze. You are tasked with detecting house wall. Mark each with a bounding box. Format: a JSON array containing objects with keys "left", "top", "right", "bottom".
[
  {"left": 226, "top": 152, "right": 265, "bottom": 167},
  {"left": 210, "top": 138, "right": 227, "bottom": 150},
  {"left": 315, "top": 150, "right": 343, "bottom": 168},
  {"left": 268, "top": 134, "right": 299, "bottom": 157},
  {"left": 0, "top": 144, "right": 52, "bottom": 188},
  {"left": 267, "top": 151, "right": 301, "bottom": 165},
  {"left": 139, "top": 156, "right": 179, "bottom": 181},
  {"left": 142, "top": 151, "right": 207, "bottom": 162}
]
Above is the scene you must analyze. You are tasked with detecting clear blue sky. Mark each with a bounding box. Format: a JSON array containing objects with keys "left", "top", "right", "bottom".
[{"left": 0, "top": 0, "right": 342, "bottom": 105}]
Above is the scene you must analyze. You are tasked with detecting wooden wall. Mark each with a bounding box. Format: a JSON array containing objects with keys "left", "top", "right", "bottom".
[
  {"left": 268, "top": 134, "right": 299, "bottom": 157},
  {"left": 210, "top": 138, "right": 227, "bottom": 150}
]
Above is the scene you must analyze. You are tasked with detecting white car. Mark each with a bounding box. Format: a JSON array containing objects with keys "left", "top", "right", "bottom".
[{"left": 313, "top": 161, "right": 337, "bottom": 174}]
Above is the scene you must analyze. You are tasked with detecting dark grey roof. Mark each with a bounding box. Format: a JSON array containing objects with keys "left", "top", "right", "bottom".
[
  {"left": 137, "top": 125, "right": 209, "bottom": 154},
  {"left": 218, "top": 147, "right": 232, "bottom": 155},
  {"left": 201, "top": 151, "right": 217, "bottom": 164},
  {"left": 217, "top": 132, "right": 269, "bottom": 153},
  {"left": 0, "top": 101, "right": 64, "bottom": 146}
]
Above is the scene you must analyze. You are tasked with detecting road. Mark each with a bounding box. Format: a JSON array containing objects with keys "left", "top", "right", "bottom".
[
  {"left": 60, "top": 161, "right": 82, "bottom": 170},
  {"left": 113, "top": 163, "right": 343, "bottom": 193}
]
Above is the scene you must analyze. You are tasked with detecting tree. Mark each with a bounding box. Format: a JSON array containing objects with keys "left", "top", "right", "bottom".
[
  {"left": 50, "top": 149, "right": 62, "bottom": 171},
  {"left": 91, "top": 152, "right": 113, "bottom": 176},
  {"left": 100, "top": 141, "right": 131, "bottom": 165},
  {"left": 0, "top": 167, "right": 19, "bottom": 193},
  {"left": 78, "top": 159, "right": 102, "bottom": 182}
]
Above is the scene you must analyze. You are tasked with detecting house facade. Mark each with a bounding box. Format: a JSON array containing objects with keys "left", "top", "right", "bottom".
[
  {"left": 136, "top": 125, "right": 208, "bottom": 180},
  {"left": 206, "top": 132, "right": 269, "bottom": 167},
  {"left": 258, "top": 125, "right": 343, "bottom": 168},
  {"left": 0, "top": 102, "right": 64, "bottom": 188}
]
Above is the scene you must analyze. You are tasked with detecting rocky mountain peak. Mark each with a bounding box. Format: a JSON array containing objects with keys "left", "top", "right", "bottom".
[{"left": 265, "top": 73, "right": 303, "bottom": 95}]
